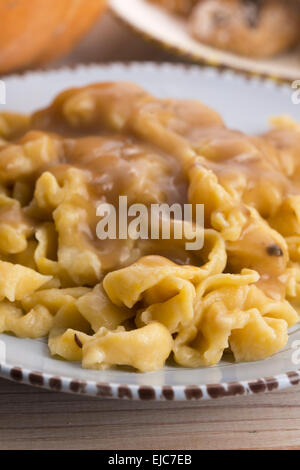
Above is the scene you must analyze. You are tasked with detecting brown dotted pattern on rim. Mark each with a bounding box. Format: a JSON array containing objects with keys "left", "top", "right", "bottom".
[
  {"left": 70, "top": 380, "right": 86, "bottom": 394},
  {"left": 287, "top": 371, "right": 300, "bottom": 386},
  {"left": 161, "top": 386, "right": 174, "bottom": 400},
  {"left": 265, "top": 377, "right": 279, "bottom": 391},
  {"left": 207, "top": 382, "right": 246, "bottom": 399},
  {"left": 97, "top": 383, "right": 113, "bottom": 398},
  {"left": 118, "top": 385, "right": 133, "bottom": 399},
  {"left": 28, "top": 372, "right": 44, "bottom": 387},
  {"left": 1, "top": 364, "right": 300, "bottom": 399},
  {"left": 185, "top": 386, "right": 203, "bottom": 400},
  {"left": 49, "top": 377, "right": 62, "bottom": 391},
  {"left": 10, "top": 367, "right": 23, "bottom": 382},
  {"left": 138, "top": 386, "right": 156, "bottom": 400},
  {"left": 248, "top": 379, "right": 267, "bottom": 394}
]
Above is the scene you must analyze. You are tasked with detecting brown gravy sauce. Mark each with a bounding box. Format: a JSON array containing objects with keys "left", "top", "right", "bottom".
[{"left": 2, "top": 83, "right": 300, "bottom": 298}]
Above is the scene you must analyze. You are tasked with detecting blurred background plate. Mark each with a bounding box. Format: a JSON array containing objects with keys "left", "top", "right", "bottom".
[
  {"left": 110, "top": 0, "right": 300, "bottom": 81},
  {"left": 1, "top": 62, "right": 300, "bottom": 400}
]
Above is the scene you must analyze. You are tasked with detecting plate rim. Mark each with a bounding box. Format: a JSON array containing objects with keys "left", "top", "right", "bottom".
[
  {"left": 109, "top": 0, "right": 300, "bottom": 83},
  {"left": 0, "top": 61, "right": 299, "bottom": 400},
  {"left": 1, "top": 359, "right": 300, "bottom": 401}
]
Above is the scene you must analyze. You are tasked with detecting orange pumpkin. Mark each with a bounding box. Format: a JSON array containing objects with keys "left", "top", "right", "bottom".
[{"left": 0, "top": 0, "right": 106, "bottom": 75}]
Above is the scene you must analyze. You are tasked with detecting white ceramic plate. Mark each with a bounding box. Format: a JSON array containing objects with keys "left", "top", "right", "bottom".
[
  {"left": 110, "top": 0, "right": 300, "bottom": 82},
  {"left": 1, "top": 62, "right": 300, "bottom": 400}
]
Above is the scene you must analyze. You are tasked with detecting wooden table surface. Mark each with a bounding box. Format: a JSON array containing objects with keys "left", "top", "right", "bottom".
[
  {"left": 1, "top": 377, "right": 300, "bottom": 450},
  {"left": 1, "top": 11, "right": 300, "bottom": 451}
]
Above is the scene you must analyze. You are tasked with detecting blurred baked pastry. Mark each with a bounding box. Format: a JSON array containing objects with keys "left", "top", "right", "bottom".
[{"left": 189, "top": 0, "right": 300, "bottom": 58}]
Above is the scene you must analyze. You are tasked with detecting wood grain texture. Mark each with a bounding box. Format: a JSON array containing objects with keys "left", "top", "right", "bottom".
[
  {"left": 1, "top": 11, "right": 300, "bottom": 451},
  {"left": 1, "top": 378, "right": 300, "bottom": 450}
]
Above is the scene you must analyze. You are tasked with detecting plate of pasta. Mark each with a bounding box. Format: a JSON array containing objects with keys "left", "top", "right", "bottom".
[
  {"left": 1, "top": 62, "right": 300, "bottom": 400},
  {"left": 110, "top": 0, "right": 300, "bottom": 82}
]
